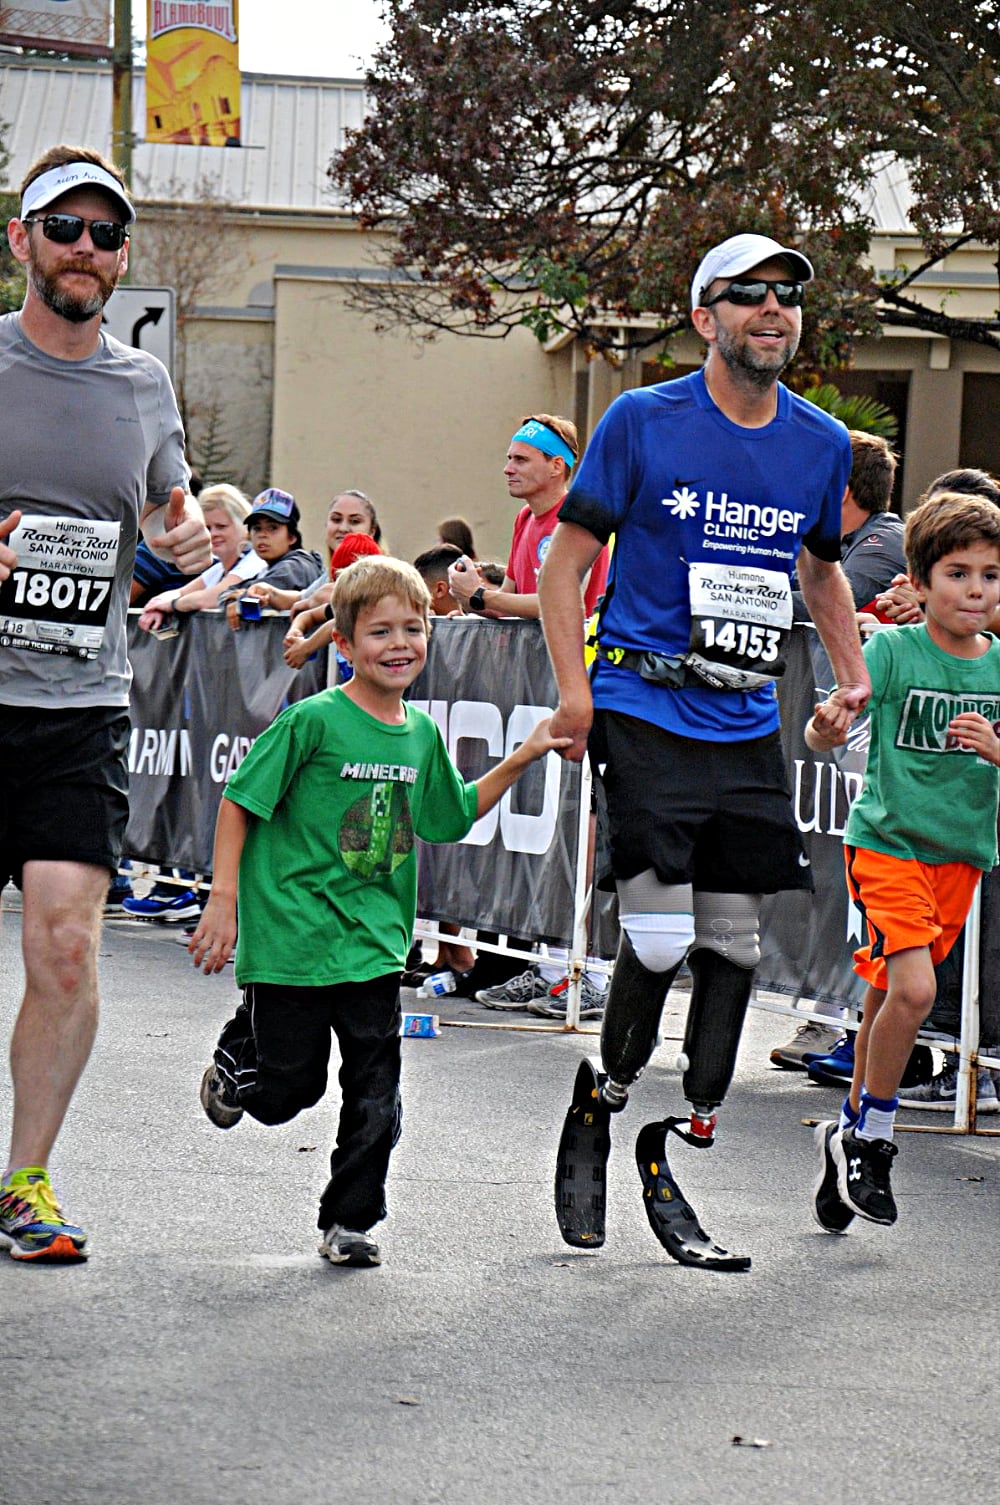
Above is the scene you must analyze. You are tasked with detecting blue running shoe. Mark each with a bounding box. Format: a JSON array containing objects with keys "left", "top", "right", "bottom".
[
  {"left": 121, "top": 887, "right": 201, "bottom": 922},
  {"left": 806, "top": 1034, "right": 855, "bottom": 1087}
]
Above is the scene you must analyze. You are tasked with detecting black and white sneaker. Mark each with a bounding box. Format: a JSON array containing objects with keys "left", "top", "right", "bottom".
[
  {"left": 832, "top": 1127, "right": 898, "bottom": 1225},
  {"left": 199, "top": 1064, "right": 244, "bottom": 1129},
  {"left": 319, "top": 1224, "right": 381, "bottom": 1266},
  {"left": 812, "top": 1121, "right": 854, "bottom": 1234}
]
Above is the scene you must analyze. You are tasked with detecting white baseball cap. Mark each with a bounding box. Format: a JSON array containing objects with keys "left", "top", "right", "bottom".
[
  {"left": 20, "top": 161, "right": 135, "bottom": 225},
  {"left": 691, "top": 233, "right": 813, "bottom": 311}
]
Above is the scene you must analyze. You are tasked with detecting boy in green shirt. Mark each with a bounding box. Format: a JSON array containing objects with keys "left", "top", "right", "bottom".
[
  {"left": 806, "top": 493, "right": 1000, "bottom": 1230},
  {"left": 189, "top": 557, "right": 568, "bottom": 1265}
]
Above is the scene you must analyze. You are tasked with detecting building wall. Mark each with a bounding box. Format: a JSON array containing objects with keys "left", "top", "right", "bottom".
[{"left": 269, "top": 273, "right": 575, "bottom": 564}]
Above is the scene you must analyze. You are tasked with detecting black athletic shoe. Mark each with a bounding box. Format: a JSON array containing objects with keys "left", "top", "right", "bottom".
[
  {"left": 812, "top": 1121, "right": 854, "bottom": 1234},
  {"left": 833, "top": 1128, "right": 898, "bottom": 1225}
]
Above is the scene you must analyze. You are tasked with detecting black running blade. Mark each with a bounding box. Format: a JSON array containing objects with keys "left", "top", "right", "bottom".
[
  {"left": 555, "top": 1058, "right": 611, "bottom": 1248},
  {"left": 634, "top": 1121, "right": 751, "bottom": 1272}
]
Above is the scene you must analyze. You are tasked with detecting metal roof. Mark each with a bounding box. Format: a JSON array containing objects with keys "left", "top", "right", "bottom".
[
  {"left": 0, "top": 57, "right": 917, "bottom": 231},
  {"left": 0, "top": 58, "right": 366, "bottom": 211}
]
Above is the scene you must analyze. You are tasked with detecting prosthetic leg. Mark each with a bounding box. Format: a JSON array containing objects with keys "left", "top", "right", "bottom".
[
  {"left": 555, "top": 931, "right": 680, "bottom": 1248},
  {"left": 634, "top": 946, "right": 754, "bottom": 1270}
]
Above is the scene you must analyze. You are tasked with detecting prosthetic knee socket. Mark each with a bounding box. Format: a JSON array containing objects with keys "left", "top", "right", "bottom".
[
  {"left": 600, "top": 930, "right": 688, "bottom": 1109},
  {"left": 680, "top": 949, "right": 755, "bottom": 1112}
]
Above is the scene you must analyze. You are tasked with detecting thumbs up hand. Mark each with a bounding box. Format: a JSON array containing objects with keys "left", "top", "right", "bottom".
[{"left": 145, "top": 487, "right": 212, "bottom": 575}]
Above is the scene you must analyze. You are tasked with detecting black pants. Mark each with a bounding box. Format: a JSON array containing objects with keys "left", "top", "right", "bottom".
[{"left": 213, "top": 974, "right": 402, "bottom": 1232}]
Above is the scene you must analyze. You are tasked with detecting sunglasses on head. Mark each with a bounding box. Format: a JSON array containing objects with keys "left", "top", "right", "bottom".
[
  {"left": 22, "top": 213, "right": 128, "bottom": 252},
  {"left": 702, "top": 278, "right": 805, "bottom": 309}
]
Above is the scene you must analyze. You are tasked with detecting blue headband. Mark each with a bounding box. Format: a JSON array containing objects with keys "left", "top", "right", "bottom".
[{"left": 510, "top": 419, "right": 576, "bottom": 470}]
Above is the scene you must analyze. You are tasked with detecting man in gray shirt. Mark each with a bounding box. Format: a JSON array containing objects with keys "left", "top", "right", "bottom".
[{"left": 0, "top": 144, "right": 211, "bottom": 1261}]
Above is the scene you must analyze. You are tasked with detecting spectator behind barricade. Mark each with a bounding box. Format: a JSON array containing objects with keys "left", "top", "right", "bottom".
[
  {"left": 437, "top": 516, "right": 475, "bottom": 557},
  {"left": 251, "top": 488, "right": 385, "bottom": 617},
  {"left": 791, "top": 431, "right": 903, "bottom": 628},
  {"left": 772, "top": 432, "right": 903, "bottom": 1070},
  {"left": 445, "top": 417, "right": 611, "bottom": 1017},
  {"left": 874, "top": 468, "right": 1000, "bottom": 629},
  {"left": 137, "top": 484, "right": 261, "bottom": 633},
  {"left": 406, "top": 543, "right": 477, "bottom": 987},
  {"left": 414, "top": 543, "right": 462, "bottom": 615},
  {"left": 282, "top": 532, "right": 384, "bottom": 671},
  {"left": 221, "top": 490, "right": 322, "bottom": 632},
  {"left": 447, "top": 414, "right": 609, "bottom": 621}
]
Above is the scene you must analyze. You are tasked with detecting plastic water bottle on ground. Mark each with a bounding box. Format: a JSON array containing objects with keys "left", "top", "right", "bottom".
[{"left": 416, "top": 971, "right": 456, "bottom": 999}]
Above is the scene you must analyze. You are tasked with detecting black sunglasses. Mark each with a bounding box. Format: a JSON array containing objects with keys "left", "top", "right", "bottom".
[
  {"left": 23, "top": 213, "right": 128, "bottom": 252},
  {"left": 702, "top": 279, "right": 805, "bottom": 308}
]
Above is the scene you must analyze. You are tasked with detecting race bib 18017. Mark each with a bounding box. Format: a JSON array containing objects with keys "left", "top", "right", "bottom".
[{"left": 0, "top": 514, "right": 121, "bottom": 659}]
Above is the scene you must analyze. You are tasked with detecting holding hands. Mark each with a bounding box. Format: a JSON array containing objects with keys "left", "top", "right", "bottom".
[{"left": 805, "top": 682, "right": 871, "bottom": 752}]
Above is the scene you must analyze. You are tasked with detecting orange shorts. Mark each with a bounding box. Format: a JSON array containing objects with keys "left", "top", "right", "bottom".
[{"left": 844, "top": 845, "right": 982, "bottom": 991}]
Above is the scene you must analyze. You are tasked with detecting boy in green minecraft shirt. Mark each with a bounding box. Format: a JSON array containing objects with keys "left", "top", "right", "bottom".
[{"left": 190, "top": 556, "right": 568, "bottom": 1265}]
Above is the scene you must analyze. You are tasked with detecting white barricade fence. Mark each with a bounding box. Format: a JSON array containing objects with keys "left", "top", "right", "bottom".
[{"left": 124, "top": 612, "right": 997, "bottom": 1130}]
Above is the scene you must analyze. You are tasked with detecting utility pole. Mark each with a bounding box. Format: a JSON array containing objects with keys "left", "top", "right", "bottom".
[
  {"left": 111, "top": 0, "right": 133, "bottom": 184},
  {"left": 111, "top": 0, "right": 133, "bottom": 284}
]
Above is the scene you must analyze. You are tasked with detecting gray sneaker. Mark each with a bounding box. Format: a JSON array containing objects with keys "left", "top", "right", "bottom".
[
  {"left": 200, "top": 1064, "right": 243, "bottom": 1129},
  {"left": 319, "top": 1224, "right": 381, "bottom": 1266},
  {"left": 474, "top": 966, "right": 553, "bottom": 1011},
  {"left": 897, "top": 1062, "right": 999, "bottom": 1113},
  {"left": 769, "top": 1020, "right": 843, "bottom": 1069},
  {"left": 527, "top": 975, "right": 607, "bottom": 1020}
]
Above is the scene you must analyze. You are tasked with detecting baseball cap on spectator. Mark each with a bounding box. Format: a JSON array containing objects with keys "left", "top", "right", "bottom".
[
  {"left": 690, "top": 233, "right": 814, "bottom": 311},
  {"left": 247, "top": 487, "right": 299, "bottom": 528},
  {"left": 247, "top": 488, "right": 303, "bottom": 547},
  {"left": 330, "top": 533, "right": 382, "bottom": 576}
]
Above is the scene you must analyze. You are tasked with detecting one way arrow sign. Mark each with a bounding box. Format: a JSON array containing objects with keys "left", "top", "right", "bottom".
[{"left": 102, "top": 286, "right": 175, "bottom": 376}]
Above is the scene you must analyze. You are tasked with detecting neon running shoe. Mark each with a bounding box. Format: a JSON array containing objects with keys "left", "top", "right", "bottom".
[{"left": 0, "top": 1166, "right": 88, "bottom": 1261}]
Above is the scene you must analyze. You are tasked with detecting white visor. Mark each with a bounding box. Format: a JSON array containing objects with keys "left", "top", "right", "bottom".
[{"left": 20, "top": 162, "right": 135, "bottom": 225}]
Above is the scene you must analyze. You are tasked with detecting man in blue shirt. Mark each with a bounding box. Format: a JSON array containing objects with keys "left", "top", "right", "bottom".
[{"left": 538, "top": 233, "right": 871, "bottom": 1268}]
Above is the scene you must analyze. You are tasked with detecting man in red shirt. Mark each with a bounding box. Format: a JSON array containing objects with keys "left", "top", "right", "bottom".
[
  {"left": 449, "top": 414, "right": 612, "bottom": 1020},
  {"left": 448, "top": 414, "right": 609, "bottom": 618}
]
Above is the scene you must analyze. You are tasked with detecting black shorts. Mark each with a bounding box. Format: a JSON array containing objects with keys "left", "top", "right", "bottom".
[
  {"left": 590, "top": 709, "right": 811, "bottom": 895},
  {"left": 0, "top": 704, "right": 130, "bottom": 885}
]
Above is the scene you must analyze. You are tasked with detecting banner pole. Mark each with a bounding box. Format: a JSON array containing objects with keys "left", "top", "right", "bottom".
[
  {"left": 563, "top": 753, "right": 593, "bottom": 1030},
  {"left": 955, "top": 877, "right": 982, "bottom": 1131},
  {"left": 112, "top": 0, "right": 133, "bottom": 235}
]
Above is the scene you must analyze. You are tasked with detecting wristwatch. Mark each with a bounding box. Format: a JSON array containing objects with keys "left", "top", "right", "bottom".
[{"left": 469, "top": 586, "right": 487, "bottom": 613}]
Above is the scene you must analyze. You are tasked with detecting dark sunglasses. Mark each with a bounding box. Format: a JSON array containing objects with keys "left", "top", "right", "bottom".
[
  {"left": 702, "top": 279, "right": 805, "bottom": 308},
  {"left": 22, "top": 213, "right": 128, "bottom": 252}
]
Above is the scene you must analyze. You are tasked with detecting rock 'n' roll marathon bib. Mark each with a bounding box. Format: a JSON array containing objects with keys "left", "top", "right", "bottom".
[
  {"left": 0, "top": 514, "right": 120, "bottom": 659},
  {"left": 685, "top": 560, "right": 793, "bottom": 691}
]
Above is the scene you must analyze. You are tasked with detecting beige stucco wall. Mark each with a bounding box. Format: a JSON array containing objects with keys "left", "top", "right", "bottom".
[{"left": 269, "top": 274, "right": 576, "bottom": 564}]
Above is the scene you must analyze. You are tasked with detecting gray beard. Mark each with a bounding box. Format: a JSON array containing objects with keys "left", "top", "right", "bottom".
[
  {"left": 30, "top": 263, "right": 117, "bottom": 324},
  {"left": 715, "top": 324, "right": 799, "bottom": 391}
]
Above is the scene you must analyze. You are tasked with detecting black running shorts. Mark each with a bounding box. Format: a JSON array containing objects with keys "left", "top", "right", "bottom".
[
  {"left": 0, "top": 704, "right": 130, "bottom": 885},
  {"left": 590, "top": 709, "right": 812, "bottom": 895}
]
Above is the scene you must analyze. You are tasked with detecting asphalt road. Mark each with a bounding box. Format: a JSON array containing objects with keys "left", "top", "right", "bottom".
[{"left": 2, "top": 906, "right": 997, "bottom": 1505}]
